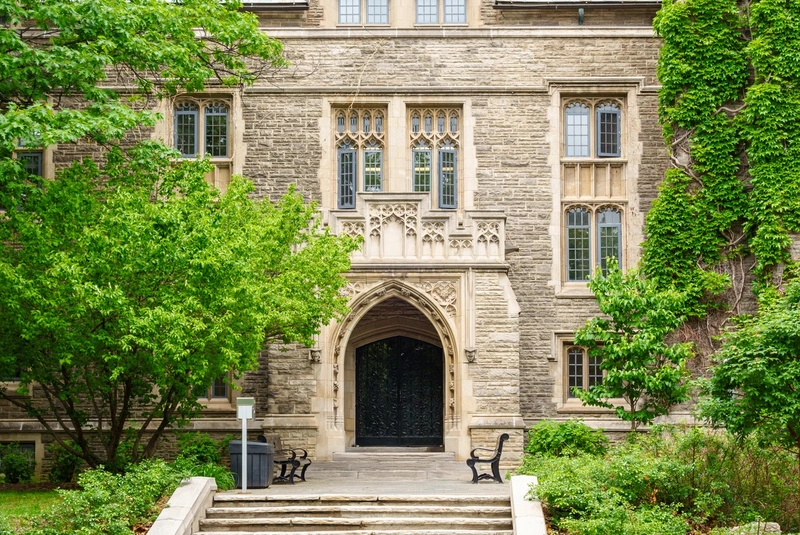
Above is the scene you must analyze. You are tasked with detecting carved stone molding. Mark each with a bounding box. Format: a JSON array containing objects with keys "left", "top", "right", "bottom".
[
  {"left": 414, "top": 281, "right": 457, "bottom": 317},
  {"left": 340, "top": 281, "right": 367, "bottom": 299},
  {"left": 368, "top": 203, "right": 418, "bottom": 239},
  {"left": 309, "top": 348, "right": 322, "bottom": 363},
  {"left": 465, "top": 347, "right": 477, "bottom": 363},
  {"left": 341, "top": 221, "right": 365, "bottom": 240}
]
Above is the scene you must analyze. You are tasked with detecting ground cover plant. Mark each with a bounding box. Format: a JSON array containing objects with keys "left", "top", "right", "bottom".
[
  {"left": 0, "top": 492, "right": 62, "bottom": 534},
  {"left": 518, "top": 421, "right": 800, "bottom": 535}
]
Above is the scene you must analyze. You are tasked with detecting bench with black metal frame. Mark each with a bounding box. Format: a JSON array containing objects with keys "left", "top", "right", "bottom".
[
  {"left": 257, "top": 434, "right": 312, "bottom": 484},
  {"left": 466, "top": 432, "right": 509, "bottom": 484}
]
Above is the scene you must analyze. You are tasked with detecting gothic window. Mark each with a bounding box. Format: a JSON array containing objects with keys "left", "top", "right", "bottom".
[
  {"left": 174, "top": 99, "right": 229, "bottom": 159},
  {"left": 565, "top": 205, "right": 623, "bottom": 282},
  {"left": 409, "top": 107, "right": 460, "bottom": 209},
  {"left": 416, "top": 0, "right": 466, "bottom": 24},
  {"left": 566, "top": 346, "right": 603, "bottom": 399},
  {"left": 564, "top": 99, "right": 622, "bottom": 159},
  {"left": 172, "top": 97, "right": 233, "bottom": 193},
  {"left": 561, "top": 96, "right": 626, "bottom": 287},
  {"left": 339, "top": 0, "right": 389, "bottom": 24},
  {"left": 197, "top": 372, "right": 234, "bottom": 403},
  {"left": 334, "top": 108, "right": 386, "bottom": 208}
]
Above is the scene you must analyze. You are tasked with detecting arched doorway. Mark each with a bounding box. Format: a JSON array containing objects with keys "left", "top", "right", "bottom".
[{"left": 355, "top": 336, "right": 444, "bottom": 447}]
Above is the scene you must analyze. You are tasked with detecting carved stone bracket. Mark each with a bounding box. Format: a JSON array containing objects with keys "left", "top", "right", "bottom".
[
  {"left": 465, "top": 348, "right": 477, "bottom": 363},
  {"left": 309, "top": 348, "right": 322, "bottom": 363}
]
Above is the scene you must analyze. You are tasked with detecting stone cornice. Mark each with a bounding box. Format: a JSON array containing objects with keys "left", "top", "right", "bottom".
[{"left": 261, "top": 26, "right": 657, "bottom": 39}]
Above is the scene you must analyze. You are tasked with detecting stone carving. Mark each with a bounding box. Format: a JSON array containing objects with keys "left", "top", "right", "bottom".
[
  {"left": 333, "top": 364, "right": 339, "bottom": 375},
  {"left": 309, "top": 348, "right": 322, "bottom": 363},
  {"left": 341, "top": 221, "right": 365, "bottom": 240},
  {"left": 333, "top": 380, "right": 339, "bottom": 393},
  {"left": 477, "top": 221, "right": 500, "bottom": 245},
  {"left": 340, "top": 281, "right": 366, "bottom": 298},
  {"left": 465, "top": 348, "right": 477, "bottom": 363},
  {"left": 368, "top": 203, "right": 418, "bottom": 239},
  {"left": 415, "top": 281, "right": 457, "bottom": 317},
  {"left": 422, "top": 222, "right": 446, "bottom": 244},
  {"left": 449, "top": 238, "right": 472, "bottom": 252}
]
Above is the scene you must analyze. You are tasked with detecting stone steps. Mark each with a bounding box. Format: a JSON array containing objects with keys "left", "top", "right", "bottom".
[
  {"left": 199, "top": 494, "right": 513, "bottom": 534},
  {"left": 305, "top": 452, "right": 476, "bottom": 481}
]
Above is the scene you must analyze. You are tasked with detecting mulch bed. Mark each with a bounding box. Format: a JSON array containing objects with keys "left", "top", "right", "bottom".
[{"left": 0, "top": 482, "right": 80, "bottom": 492}]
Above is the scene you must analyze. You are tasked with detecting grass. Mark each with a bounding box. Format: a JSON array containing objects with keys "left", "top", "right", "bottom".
[{"left": 0, "top": 490, "right": 62, "bottom": 530}]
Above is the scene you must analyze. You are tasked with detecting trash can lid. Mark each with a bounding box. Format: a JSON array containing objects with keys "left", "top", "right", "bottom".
[{"left": 229, "top": 440, "right": 269, "bottom": 454}]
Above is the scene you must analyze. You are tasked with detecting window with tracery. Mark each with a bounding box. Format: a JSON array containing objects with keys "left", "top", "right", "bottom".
[
  {"left": 173, "top": 97, "right": 233, "bottom": 193},
  {"left": 409, "top": 107, "right": 460, "bottom": 209},
  {"left": 561, "top": 96, "right": 626, "bottom": 285},
  {"left": 334, "top": 108, "right": 386, "bottom": 209}
]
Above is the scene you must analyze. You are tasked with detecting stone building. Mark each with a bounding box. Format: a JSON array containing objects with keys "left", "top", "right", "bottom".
[{"left": 4, "top": 0, "right": 668, "bottom": 471}]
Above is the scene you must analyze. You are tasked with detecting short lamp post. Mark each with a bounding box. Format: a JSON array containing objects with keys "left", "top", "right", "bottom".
[{"left": 236, "top": 397, "right": 255, "bottom": 492}]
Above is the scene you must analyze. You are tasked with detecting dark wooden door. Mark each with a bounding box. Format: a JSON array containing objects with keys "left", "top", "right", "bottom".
[{"left": 355, "top": 336, "right": 443, "bottom": 447}]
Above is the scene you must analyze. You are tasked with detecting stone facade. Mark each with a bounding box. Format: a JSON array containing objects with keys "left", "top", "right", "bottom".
[{"left": 3, "top": 0, "right": 672, "bottom": 469}]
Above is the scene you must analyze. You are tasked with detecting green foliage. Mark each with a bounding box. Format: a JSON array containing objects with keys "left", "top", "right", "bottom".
[
  {"left": 47, "top": 443, "right": 82, "bottom": 484},
  {"left": 574, "top": 262, "right": 693, "bottom": 429},
  {"left": 176, "top": 432, "right": 229, "bottom": 465},
  {"left": 0, "top": 148, "right": 358, "bottom": 468},
  {"left": 0, "top": 444, "right": 35, "bottom": 484},
  {"left": 525, "top": 419, "right": 608, "bottom": 458},
  {"left": 27, "top": 460, "right": 183, "bottom": 535},
  {"left": 0, "top": 0, "right": 285, "bottom": 162},
  {"left": 518, "top": 426, "right": 800, "bottom": 533},
  {"left": 700, "top": 281, "right": 800, "bottom": 454}
]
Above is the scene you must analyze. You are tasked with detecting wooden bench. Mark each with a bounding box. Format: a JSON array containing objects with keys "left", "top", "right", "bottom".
[
  {"left": 257, "top": 434, "right": 311, "bottom": 484},
  {"left": 466, "top": 433, "right": 509, "bottom": 484}
]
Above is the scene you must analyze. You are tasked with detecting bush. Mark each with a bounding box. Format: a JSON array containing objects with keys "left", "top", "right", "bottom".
[
  {"left": 176, "top": 432, "right": 229, "bottom": 465},
  {"left": 525, "top": 419, "right": 609, "bottom": 457},
  {"left": 47, "top": 442, "right": 82, "bottom": 484},
  {"left": 0, "top": 444, "right": 35, "bottom": 484},
  {"left": 27, "top": 459, "right": 183, "bottom": 535},
  {"left": 518, "top": 426, "right": 800, "bottom": 533}
]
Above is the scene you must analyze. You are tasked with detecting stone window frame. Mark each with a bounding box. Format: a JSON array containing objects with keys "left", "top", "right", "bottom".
[
  {"left": 415, "top": 0, "right": 466, "bottom": 24},
  {"left": 196, "top": 370, "right": 242, "bottom": 412},
  {"left": 169, "top": 95, "right": 235, "bottom": 194},
  {"left": 563, "top": 98, "right": 624, "bottom": 160},
  {"left": 552, "top": 333, "right": 618, "bottom": 411},
  {"left": 338, "top": 0, "right": 390, "bottom": 24},
  {"left": 563, "top": 203, "right": 624, "bottom": 283},
  {"left": 408, "top": 107, "right": 461, "bottom": 209},
  {"left": 0, "top": 435, "right": 43, "bottom": 480},
  {"left": 334, "top": 107, "right": 387, "bottom": 209}
]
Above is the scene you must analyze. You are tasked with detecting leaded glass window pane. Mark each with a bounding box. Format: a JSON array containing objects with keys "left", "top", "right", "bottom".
[
  {"left": 568, "top": 347, "right": 584, "bottom": 397},
  {"left": 337, "top": 112, "right": 346, "bottom": 134},
  {"left": 212, "top": 376, "right": 228, "bottom": 399},
  {"left": 565, "top": 103, "right": 590, "bottom": 158},
  {"left": 413, "top": 149, "right": 432, "bottom": 192},
  {"left": 449, "top": 113, "right": 458, "bottom": 133},
  {"left": 567, "top": 208, "right": 591, "bottom": 281},
  {"left": 597, "top": 208, "right": 622, "bottom": 274},
  {"left": 339, "top": 0, "right": 360, "bottom": 24},
  {"left": 411, "top": 113, "right": 420, "bottom": 134},
  {"left": 424, "top": 112, "right": 433, "bottom": 133},
  {"left": 416, "top": 0, "right": 438, "bottom": 23},
  {"left": 18, "top": 152, "right": 42, "bottom": 176},
  {"left": 439, "top": 149, "right": 457, "bottom": 208},
  {"left": 350, "top": 113, "right": 358, "bottom": 133},
  {"left": 588, "top": 354, "right": 603, "bottom": 388},
  {"left": 375, "top": 113, "right": 384, "bottom": 133},
  {"left": 338, "top": 148, "right": 357, "bottom": 208},
  {"left": 597, "top": 104, "right": 621, "bottom": 157},
  {"left": 366, "top": 0, "right": 388, "bottom": 24},
  {"left": 175, "top": 103, "right": 198, "bottom": 158},
  {"left": 363, "top": 114, "right": 371, "bottom": 133},
  {"left": 437, "top": 112, "right": 445, "bottom": 133},
  {"left": 204, "top": 103, "right": 228, "bottom": 158},
  {"left": 443, "top": 0, "right": 466, "bottom": 23},
  {"left": 363, "top": 149, "right": 382, "bottom": 192}
]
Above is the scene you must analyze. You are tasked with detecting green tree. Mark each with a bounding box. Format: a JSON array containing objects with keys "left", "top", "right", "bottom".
[
  {"left": 0, "top": 150, "right": 357, "bottom": 469},
  {"left": 701, "top": 282, "right": 800, "bottom": 461},
  {"left": 574, "top": 263, "right": 693, "bottom": 430}
]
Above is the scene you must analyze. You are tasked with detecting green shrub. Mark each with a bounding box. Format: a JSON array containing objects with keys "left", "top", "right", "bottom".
[
  {"left": 47, "top": 442, "right": 82, "bottom": 484},
  {"left": 27, "top": 459, "right": 183, "bottom": 535},
  {"left": 525, "top": 419, "right": 609, "bottom": 457},
  {"left": 176, "top": 432, "right": 229, "bottom": 465},
  {"left": 0, "top": 444, "right": 35, "bottom": 484}
]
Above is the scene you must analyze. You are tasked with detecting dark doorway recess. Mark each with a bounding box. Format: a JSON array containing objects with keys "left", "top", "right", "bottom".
[{"left": 356, "top": 336, "right": 444, "bottom": 447}]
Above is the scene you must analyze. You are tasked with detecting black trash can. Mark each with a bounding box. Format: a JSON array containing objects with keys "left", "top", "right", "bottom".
[{"left": 229, "top": 440, "right": 274, "bottom": 489}]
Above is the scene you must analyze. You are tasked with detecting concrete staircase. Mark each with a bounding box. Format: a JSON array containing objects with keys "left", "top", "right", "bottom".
[
  {"left": 196, "top": 452, "right": 513, "bottom": 535},
  {"left": 198, "top": 494, "right": 513, "bottom": 534}
]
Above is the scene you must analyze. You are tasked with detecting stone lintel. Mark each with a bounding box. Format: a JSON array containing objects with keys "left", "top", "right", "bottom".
[
  {"left": 261, "top": 414, "right": 320, "bottom": 430},
  {"left": 467, "top": 414, "right": 527, "bottom": 429}
]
